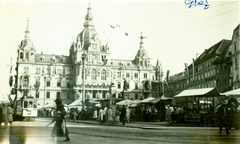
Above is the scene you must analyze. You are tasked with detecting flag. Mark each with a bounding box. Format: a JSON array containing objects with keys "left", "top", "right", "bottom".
[
  {"left": 166, "top": 70, "right": 170, "bottom": 82},
  {"left": 184, "top": 63, "right": 189, "bottom": 82},
  {"left": 192, "top": 58, "right": 195, "bottom": 81}
]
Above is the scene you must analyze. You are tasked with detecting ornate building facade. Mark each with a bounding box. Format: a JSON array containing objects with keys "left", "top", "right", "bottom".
[
  {"left": 229, "top": 24, "right": 240, "bottom": 89},
  {"left": 14, "top": 4, "right": 163, "bottom": 107}
]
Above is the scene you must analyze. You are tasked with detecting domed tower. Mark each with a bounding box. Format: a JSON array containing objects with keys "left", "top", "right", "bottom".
[
  {"left": 17, "top": 18, "right": 36, "bottom": 62},
  {"left": 75, "top": 3, "right": 101, "bottom": 51},
  {"left": 134, "top": 32, "right": 150, "bottom": 68},
  {"left": 70, "top": 3, "right": 110, "bottom": 64}
]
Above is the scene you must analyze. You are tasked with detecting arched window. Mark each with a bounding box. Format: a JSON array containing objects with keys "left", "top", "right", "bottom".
[
  {"left": 20, "top": 52, "right": 24, "bottom": 59},
  {"left": 101, "top": 70, "right": 106, "bottom": 80},
  {"left": 92, "top": 69, "right": 97, "bottom": 80}
]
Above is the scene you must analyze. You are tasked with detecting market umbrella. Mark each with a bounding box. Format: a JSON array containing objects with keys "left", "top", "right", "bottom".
[
  {"left": 68, "top": 99, "right": 82, "bottom": 107},
  {"left": 42, "top": 103, "right": 56, "bottom": 108},
  {"left": 222, "top": 88, "right": 240, "bottom": 96},
  {"left": 116, "top": 99, "right": 134, "bottom": 106},
  {"left": 140, "top": 97, "right": 155, "bottom": 104}
]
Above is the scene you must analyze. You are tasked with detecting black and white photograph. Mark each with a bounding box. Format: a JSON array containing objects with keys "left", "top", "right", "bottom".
[{"left": 0, "top": 0, "right": 239, "bottom": 143}]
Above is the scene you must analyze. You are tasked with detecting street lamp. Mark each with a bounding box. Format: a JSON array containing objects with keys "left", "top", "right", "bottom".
[
  {"left": 109, "top": 82, "right": 115, "bottom": 106},
  {"left": 82, "top": 52, "right": 87, "bottom": 110},
  {"left": 34, "top": 80, "right": 40, "bottom": 98}
]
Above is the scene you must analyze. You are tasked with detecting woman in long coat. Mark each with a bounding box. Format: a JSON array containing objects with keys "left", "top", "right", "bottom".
[
  {"left": 107, "top": 107, "right": 113, "bottom": 126},
  {"left": 51, "top": 98, "right": 70, "bottom": 141},
  {"left": 7, "top": 104, "right": 13, "bottom": 129},
  {"left": 1, "top": 103, "right": 8, "bottom": 129}
]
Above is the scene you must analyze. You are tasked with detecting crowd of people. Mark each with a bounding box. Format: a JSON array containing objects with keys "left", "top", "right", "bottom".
[
  {"left": 97, "top": 105, "right": 131, "bottom": 126},
  {"left": 0, "top": 102, "right": 13, "bottom": 129}
]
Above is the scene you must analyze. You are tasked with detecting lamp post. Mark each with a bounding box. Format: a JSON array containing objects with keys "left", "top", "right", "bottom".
[
  {"left": 42, "top": 76, "right": 47, "bottom": 106},
  {"left": 34, "top": 80, "right": 40, "bottom": 98},
  {"left": 82, "top": 52, "right": 87, "bottom": 110},
  {"left": 109, "top": 82, "right": 115, "bottom": 106}
]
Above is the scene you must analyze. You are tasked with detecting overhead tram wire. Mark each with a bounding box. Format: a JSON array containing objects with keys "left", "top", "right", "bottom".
[
  {"left": 119, "top": 1, "right": 176, "bottom": 27},
  {"left": 107, "top": 1, "right": 238, "bottom": 50},
  {"left": 123, "top": 1, "right": 239, "bottom": 27},
  {"left": 148, "top": 8, "right": 239, "bottom": 39},
  {"left": 107, "top": 2, "right": 176, "bottom": 50},
  {"left": 154, "top": 20, "right": 239, "bottom": 39}
]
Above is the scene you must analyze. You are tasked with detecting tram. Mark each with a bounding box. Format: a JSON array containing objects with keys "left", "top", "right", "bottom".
[{"left": 11, "top": 95, "right": 38, "bottom": 121}]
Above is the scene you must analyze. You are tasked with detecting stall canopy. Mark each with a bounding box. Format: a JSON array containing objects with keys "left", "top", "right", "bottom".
[
  {"left": 222, "top": 88, "right": 240, "bottom": 96},
  {"left": 42, "top": 103, "right": 56, "bottom": 108},
  {"left": 68, "top": 99, "right": 82, "bottom": 107},
  {"left": 174, "top": 87, "right": 221, "bottom": 98},
  {"left": 116, "top": 99, "right": 134, "bottom": 106},
  {"left": 140, "top": 97, "right": 155, "bottom": 104},
  {"left": 150, "top": 95, "right": 173, "bottom": 104}
]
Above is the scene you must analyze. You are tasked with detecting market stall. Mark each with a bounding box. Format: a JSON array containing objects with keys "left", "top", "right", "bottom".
[{"left": 173, "top": 87, "right": 223, "bottom": 125}]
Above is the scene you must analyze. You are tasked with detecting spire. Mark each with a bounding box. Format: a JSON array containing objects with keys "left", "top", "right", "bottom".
[
  {"left": 156, "top": 53, "right": 161, "bottom": 67},
  {"left": 84, "top": 2, "right": 94, "bottom": 28},
  {"left": 139, "top": 31, "right": 147, "bottom": 49},
  {"left": 25, "top": 18, "right": 30, "bottom": 39}
]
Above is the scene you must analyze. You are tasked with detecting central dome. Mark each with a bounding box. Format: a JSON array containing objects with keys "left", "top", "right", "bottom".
[
  {"left": 19, "top": 38, "right": 34, "bottom": 49},
  {"left": 76, "top": 27, "right": 101, "bottom": 51}
]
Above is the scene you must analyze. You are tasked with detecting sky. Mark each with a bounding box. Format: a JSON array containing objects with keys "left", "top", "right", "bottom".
[{"left": 0, "top": 0, "right": 239, "bottom": 98}]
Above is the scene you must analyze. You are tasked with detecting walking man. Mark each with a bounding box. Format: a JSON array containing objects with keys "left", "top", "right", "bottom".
[
  {"left": 217, "top": 102, "right": 230, "bottom": 135},
  {"left": 120, "top": 105, "right": 126, "bottom": 126},
  {"left": 51, "top": 98, "right": 70, "bottom": 141},
  {"left": 165, "top": 104, "right": 173, "bottom": 126}
]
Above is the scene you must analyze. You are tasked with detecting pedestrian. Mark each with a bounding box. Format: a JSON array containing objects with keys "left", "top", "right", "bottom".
[
  {"left": 126, "top": 106, "right": 130, "bottom": 123},
  {"left": 120, "top": 105, "right": 126, "bottom": 126},
  {"left": 115, "top": 107, "right": 121, "bottom": 125},
  {"left": 216, "top": 101, "right": 230, "bottom": 135},
  {"left": 73, "top": 110, "right": 77, "bottom": 123},
  {"left": 50, "top": 98, "right": 70, "bottom": 142},
  {"left": 93, "top": 109, "right": 98, "bottom": 121},
  {"left": 165, "top": 104, "right": 173, "bottom": 126},
  {"left": 107, "top": 106, "right": 113, "bottom": 126},
  {"left": 99, "top": 108, "right": 104, "bottom": 123},
  {"left": 103, "top": 107, "right": 107, "bottom": 123},
  {"left": 1, "top": 103, "right": 8, "bottom": 129},
  {"left": 7, "top": 103, "right": 13, "bottom": 129},
  {"left": 0, "top": 103, "right": 2, "bottom": 128}
]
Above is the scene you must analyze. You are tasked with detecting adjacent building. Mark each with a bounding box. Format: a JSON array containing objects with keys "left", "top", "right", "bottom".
[{"left": 166, "top": 24, "right": 239, "bottom": 96}]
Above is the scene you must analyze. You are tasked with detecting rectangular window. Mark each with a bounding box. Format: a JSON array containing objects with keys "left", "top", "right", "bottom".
[
  {"left": 117, "top": 72, "right": 121, "bottom": 78},
  {"left": 134, "top": 73, "right": 138, "bottom": 78},
  {"left": 135, "top": 82, "right": 138, "bottom": 89},
  {"left": 35, "top": 92, "right": 39, "bottom": 98},
  {"left": 47, "top": 81, "right": 50, "bottom": 87},
  {"left": 57, "top": 82, "right": 61, "bottom": 87},
  {"left": 46, "top": 92, "right": 50, "bottom": 98},
  {"left": 126, "top": 72, "right": 130, "bottom": 78},
  {"left": 118, "top": 82, "right": 121, "bottom": 89},
  {"left": 144, "top": 73, "right": 147, "bottom": 78},
  {"left": 24, "top": 67, "right": 29, "bottom": 73}
]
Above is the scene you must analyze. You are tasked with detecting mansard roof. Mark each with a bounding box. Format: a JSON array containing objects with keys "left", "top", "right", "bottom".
[
  {"left": 197, "top": 39, "right": 231, "bottom": 63},
  {"left": 108, "top": 59, "right": 137, "bottom": 70},
  {"left": 35, "top": 53, "right": 71, "bottom": 64},
  {"left": 108, "top": 59, "right": 155, "bottom": 71}
]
